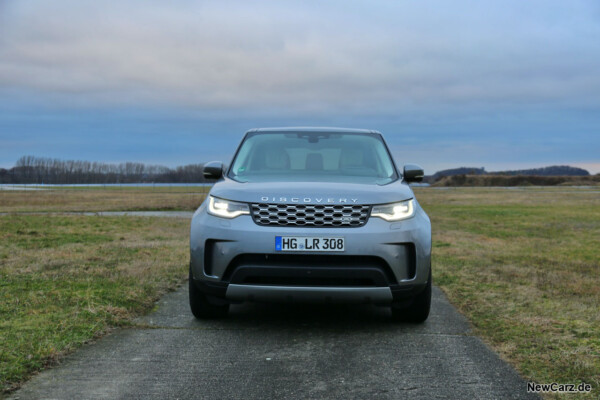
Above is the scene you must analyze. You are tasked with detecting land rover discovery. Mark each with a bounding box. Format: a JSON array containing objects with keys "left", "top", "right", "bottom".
[{"left": 189, "top": 127, "right": 432, "bottom": 322}]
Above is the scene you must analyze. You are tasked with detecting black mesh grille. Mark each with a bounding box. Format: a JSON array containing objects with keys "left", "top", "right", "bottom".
[
  {"left": 223, "top": 254, "right": 397, "bottom": 286},
  {"left": 250, "top": 203, "right": 370, "bottom": 227}
]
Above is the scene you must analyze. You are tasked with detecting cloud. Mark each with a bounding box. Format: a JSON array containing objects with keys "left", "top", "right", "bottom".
[
  {"left": 0, "top": 0, "right": 598, "bottom": 170},
  {"left": 1, "top": 0, "right": 600, "bottom": 115}
]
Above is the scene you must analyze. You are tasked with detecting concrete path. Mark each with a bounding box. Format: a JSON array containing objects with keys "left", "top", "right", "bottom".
[{"left": 10, "top": 287, "right": 539, "bottom": 400}]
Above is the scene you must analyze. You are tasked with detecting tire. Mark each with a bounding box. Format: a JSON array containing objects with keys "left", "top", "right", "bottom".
[
  {"left": 189, "top": 268, "right": 229, "bottom": 319},
  {"left": 391, "top": 269, "right": 431, "bottom": 323}
]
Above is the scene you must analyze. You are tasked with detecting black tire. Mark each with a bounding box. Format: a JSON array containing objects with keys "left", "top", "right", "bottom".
[
  {"left": 189, "top": 269, "right": 229, "bottom": 319},
  {"left": 391, "top": 269, "right": 431, "bottom": 323}
]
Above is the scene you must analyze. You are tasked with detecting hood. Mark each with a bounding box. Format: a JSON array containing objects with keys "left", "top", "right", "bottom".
[{"left": 209, "top": 178, "right": 414, "bottom": 205}]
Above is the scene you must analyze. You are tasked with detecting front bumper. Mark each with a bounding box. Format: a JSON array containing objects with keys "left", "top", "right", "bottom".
[
  {"left": 227, "top": 284, "right": 393, "bottom": 303},
  {"left": 190, "top": 200, "right": 431, "bottom": 304}
]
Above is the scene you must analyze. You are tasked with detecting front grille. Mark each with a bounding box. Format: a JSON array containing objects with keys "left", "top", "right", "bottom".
[{"left": 250, "top": 203, "right": 370, "bottom": 227}]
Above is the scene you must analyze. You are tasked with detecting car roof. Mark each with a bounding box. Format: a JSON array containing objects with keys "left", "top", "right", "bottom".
[{"left": 246, "top": 127, "right": 381, "bottom": 135}]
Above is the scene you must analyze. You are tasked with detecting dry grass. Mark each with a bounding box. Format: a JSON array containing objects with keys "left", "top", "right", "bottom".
[
  {"left": 415, "top": 187, "right": 600, "bottom": 399},
  {"left": 0, "top": 186, "right": 208, "bottom": 212}
]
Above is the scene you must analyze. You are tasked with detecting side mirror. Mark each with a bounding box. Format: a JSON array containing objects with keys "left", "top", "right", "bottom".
[
  {"left": 203, "top": 161, "right": 224, "bottom": 179},
  {"left": 403, "top": 164, "right": 424, "bottom": 183}
]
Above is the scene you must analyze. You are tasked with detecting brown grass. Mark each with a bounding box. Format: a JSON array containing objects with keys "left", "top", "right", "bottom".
[{"left": 0, "top": 187, "right": 208, "bottom": 212}]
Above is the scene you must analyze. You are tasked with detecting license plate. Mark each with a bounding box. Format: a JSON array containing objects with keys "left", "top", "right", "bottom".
[{"left": 275, "top": 236, "right": 345, "bottom": 252}]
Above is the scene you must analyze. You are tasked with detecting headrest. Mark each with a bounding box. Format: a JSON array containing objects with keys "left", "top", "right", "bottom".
[
  {"left": 339, "top": 148, "right": 364, "bottom": 168},
  {"left": 264, "top": 149, "right": 290, "bottom": 169},
  {"left": 306, "top": 153, "right": 323, "bottom": 170}
]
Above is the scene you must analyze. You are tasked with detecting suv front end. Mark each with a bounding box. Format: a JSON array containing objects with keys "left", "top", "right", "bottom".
[{"left": 190, "top": 128, "right": 432, "bottom": 322}]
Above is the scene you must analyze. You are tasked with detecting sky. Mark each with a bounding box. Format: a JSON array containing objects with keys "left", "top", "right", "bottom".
[{"left": 1, "top": 0, "right": 599, "bottom": 174}]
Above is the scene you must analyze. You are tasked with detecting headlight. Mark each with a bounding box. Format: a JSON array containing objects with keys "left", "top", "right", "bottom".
[
  {"left": 371, "top": 199, "right": 415, "bottom": 221},
  {"left": 208, "top": 196, "right": 250, "bottom": 219}
]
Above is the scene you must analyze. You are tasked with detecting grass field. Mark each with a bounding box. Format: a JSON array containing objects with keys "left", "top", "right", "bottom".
[
  {"left": 1, "top": 186, "right": 598, "bottom": 398},
  {"left": 0, "top": 214, "right": 190, "bottom": 393},
  {"left": 0, "top": 186, "right": 208, "bottom": 213},
  {"left": 415, "top": 187, "right": 600, "bottom": 399}
]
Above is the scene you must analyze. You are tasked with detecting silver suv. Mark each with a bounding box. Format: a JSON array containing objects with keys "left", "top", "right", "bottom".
[{"left": 189, "top": 127, "right": 432, "bottom": 322}]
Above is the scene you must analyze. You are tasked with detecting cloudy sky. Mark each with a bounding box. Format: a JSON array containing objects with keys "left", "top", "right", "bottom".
[{"left": 1, "top": 0, "right": 599, "bottom": 174}]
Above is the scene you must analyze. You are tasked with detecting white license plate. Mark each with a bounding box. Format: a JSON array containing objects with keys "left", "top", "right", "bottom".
[{"left": 275, "top": 236, "right": 345, "bottom": 252}]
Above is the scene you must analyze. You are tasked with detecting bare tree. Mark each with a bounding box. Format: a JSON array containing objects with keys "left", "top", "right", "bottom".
[{"left": 1, "top": 156, "right": 210, "bottom": 184}]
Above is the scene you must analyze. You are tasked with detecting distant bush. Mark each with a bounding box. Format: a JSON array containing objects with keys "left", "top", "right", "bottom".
[
  {"left": 490, "top": 165, "right": 590, "bottom": 176},
  {"left": 424, "top": 165, "right": 591, "bottom": 184},
  {"left": 432, "top": 174, "right": 600, "bottom": 187}
]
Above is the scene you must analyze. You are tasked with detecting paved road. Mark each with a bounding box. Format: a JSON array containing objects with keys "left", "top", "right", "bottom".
[{"left": 11, "top": 287, "right": 538, "bottom": 400}]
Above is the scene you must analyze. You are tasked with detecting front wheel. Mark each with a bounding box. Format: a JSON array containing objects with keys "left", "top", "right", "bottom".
[
  {"left": 189, "top": 268, "right": 229, "bottom": 319},
  {"left": 391, "top": 269, "right": 431, "bottom": 323}
]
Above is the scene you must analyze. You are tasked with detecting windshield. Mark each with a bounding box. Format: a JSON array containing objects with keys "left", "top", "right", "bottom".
[{"left": 228, "top": 132, "right": 398, "bottom": 184}]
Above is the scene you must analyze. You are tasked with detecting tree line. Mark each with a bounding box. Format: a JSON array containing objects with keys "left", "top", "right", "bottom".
[
  {"left": 425, "top": 165, "right": 590, "bottom": 183},
  {"left": 0, "top": 155, "right": 214, "bottom": 184}
]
